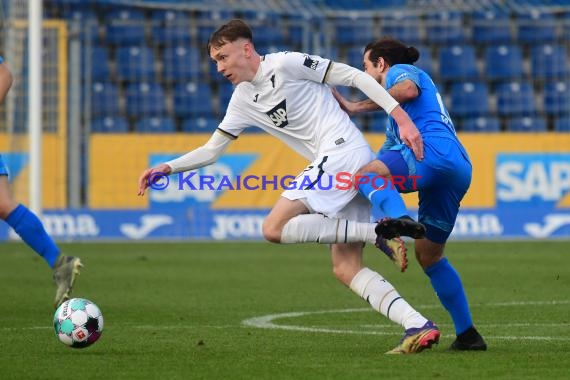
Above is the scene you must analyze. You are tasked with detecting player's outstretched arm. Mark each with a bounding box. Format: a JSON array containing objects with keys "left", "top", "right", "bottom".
[
  {"left": 137, "top": 130, "right": 233, "bottom": 196},
  {"left": 0, "top": 61, "right": 14, "bottom": 103}
]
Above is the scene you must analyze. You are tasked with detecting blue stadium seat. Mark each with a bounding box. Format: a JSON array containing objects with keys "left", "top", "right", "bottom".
[
  {"left": 125, "top": 82, "right": 166, "bottom": 118},
  {"left": 173, "top": 82, "right": 214, "bottom": 119},
  {"left": 543, "top": 81, "right": 570, "bottom": 116},
  {"left": 438, "top": 45, "right": 479, "bottom": 82},
  {"left": 530, "top": 44, "right": 569, "bottom": 80},
  {"left": 484, "top": 45, "right": 524, "bottom": 81},
  {"left": 116, "top": 46, "right": 157, "bottom": 82},
  {"left": 162, "top": 46, "right": 201, "bottom": 83},
  {"left": 218, "top": 81, "right": 234, "bottom": 112},
  {"left": 554, "top": 117, "right": 570, "bottom": 132},
  {"left": 91, "top": 116, "right": 129, "bottom": 133},
  {"left": 135, "top": 117, "right": 176, "bottom": 133},
  {"left": 345, "top": 46, "right": 364, "bottom": 69},
  {"left": 495, "top": 81, "right": 536, "bottom": 117},
  {"left": 414, "top": 45, "right": 434, "bottom": 77},
  {"left": 367, "top": 113, "right": 388, "bottom": 133},
  {"left": 181, "top": 117, "right": 220, "bottom": 133},
  {"left": 253, "top": 25, "right": 285, "bottom": 47},
  {"left": 449, "top": 82, "right": 490, "bottom": 118},
  {"left": 516, "top": 10, "right": 557, "bottom": 44},
  {"left": 150, "top": 10, "right": 192, "bottom": 47},
  {"left": 258, "top": 44, "right": 289, "bottom": 55},
  {"left": 105, "top": 8, "right": 146, "bottom": 46},
  {"left": 62, "top": 9, "right": 101, "bottom": 44},
  {"left": 89, "top": 47, "right": 111, "bottom": 82},
  {"left": 425, "top": 11, "right": 466, "bottom": 45},
  {"left": 506, "top": 116, "right": 547, "bottom": 132},
  {"left": 380, "top": 12, "right": 422, "bottom": 45},
  {"left": 335, "top": 16, "right": 375, "bottom": 45},
  {"left": 461, "top": 116, "right": 501, "bottom": 132},
  {"left": 471, "top": 9, "right": 512, "bottom": 44},
  {"left": 196, "top": 10, "right": 235, "bottom": 44},
  {"left": 91, "top": 82, "right": 120, "bottom": 117}
]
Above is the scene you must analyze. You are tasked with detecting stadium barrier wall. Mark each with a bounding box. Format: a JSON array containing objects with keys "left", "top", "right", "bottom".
[{"left": 1, "top": 133, "right": 569, "bottom": 241}]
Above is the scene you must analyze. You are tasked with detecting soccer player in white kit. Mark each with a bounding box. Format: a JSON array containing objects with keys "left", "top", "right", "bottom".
[{"left": 137, "top": 19, "right": 438, "bottom": 354}]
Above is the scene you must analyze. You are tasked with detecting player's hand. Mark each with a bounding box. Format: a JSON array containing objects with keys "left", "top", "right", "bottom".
[
  {"left": 137, "top": 163, "right": 172, "bottom": 196},
  {"left": 391, "top": 106, "right": 424, "bottom": 161},
  {"left": 331, "top": 87, "right": 356, "bottom": 115}
]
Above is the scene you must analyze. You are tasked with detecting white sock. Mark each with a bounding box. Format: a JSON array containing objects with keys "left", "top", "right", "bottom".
[
  {"left": 350, "top": 267, "right": 428, "bottom": 330},
  {"left": 280, "top": 214, "right": 376, "bottom": 244}
]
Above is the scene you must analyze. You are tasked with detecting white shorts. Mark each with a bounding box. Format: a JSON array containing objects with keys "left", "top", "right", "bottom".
[{"left": 282, "top": 145, "right": 375, "bottom": 222}]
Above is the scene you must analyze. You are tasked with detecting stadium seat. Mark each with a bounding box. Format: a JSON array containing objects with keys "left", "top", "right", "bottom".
[
  {"left": 91, "top": 82, "right": 120, "bottom": 117},
  {"left": 461, "top": 116, "right": 501, "bottom": 132},
  {"left": 334, "top": 16, "right": 375, "bottom": 46},
  {"left": 173, "top": 82, "right": 214, "bottom": 118},
  {"left": 515, "top": 10, "right": 557, "bottom": 44},
  {"left": 438, "top": 45, "right": 479, "bottom": 82},
  {"left": 495, "top": 81, "right": 536, "bottom": 117},
  {"left": 91, "top": 116, "right": 129, "bottom": 133},
  {"left": 89, "top": 46, "right": 111, "bottom": 82},
  {"left": 181, "top": 117, "right": 220, "bottom": 133},
  {"left": 543, "top": 81, "right": 570, "bottom": 116},
  {"left": 62, "top": 9, "right": 101, "bottom": 44},
  {"left": 506, "top": 116, "right": 547, "bottom": 132},
  {"left": 196, "top": 10, "right": 235, "bottom": 44},
  {"left": 104, "top": 8, "right": 146, "bottom": 46},
  {"left": 449, "top": 82, "right": 490, "bottom": 118},
  {"left": 554, "top": 117, "right": 570, "bottom": 132},
  {"left": 414, "top": 45, "right": 434, "bottom": 77},
  {"left": 367, "top": 113, "right": 388, "bottom": 133},
  {"left": 345, "top": 46, "right": 364, "bottom": 69},
  {"left": 135, "top": 117, "right": 176, "bottom": 133},
  {"left": 484, "top": 45, "right": 524, "bottom": 81},
  {"left": 218, "top": 81, "right": 235, "bottom": 112},
  {"left": 471, "top": 9, "right": 512, "bottom": 44},
  {"left": 125, "top": 82, "right": 166, "bottom": 118},
  {"left": 530, "top": 44, "right": 569, "bottom": 79},
  {"left": 162, "top": 46, "right": 202, "bottom": 83},
  {"left": 380, "top": 12, "right": 422, "bottom": 45},
  {"left": 252, "top": 25, "right": 285, "bottom": 47},
  {"left": 150, "top": 10, "right": 192, "bottom": 47},
  {"left": 425, "top": 11, "right": 466, "bottom": 45},
  {"left": 116, "top": 46, "right": 157, "bottom": 82}
]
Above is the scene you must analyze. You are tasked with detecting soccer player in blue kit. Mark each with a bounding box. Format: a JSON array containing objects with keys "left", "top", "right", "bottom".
[
  {"left": 333, "top": 37, "right": 487, "bottom": 351},
  {"left": 0, "top": 56, "right": 82, "bottom": 308}
]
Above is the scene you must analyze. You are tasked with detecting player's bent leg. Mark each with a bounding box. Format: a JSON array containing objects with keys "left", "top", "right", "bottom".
[
  {"left": 53, "top": 254, "right": 83, "bottom": 309},
  {"left": 262, "top": 197, "right": 310, "bottom": 243},
  {"left": 375, "top": 237, "right": 407, "bottom": 272}
]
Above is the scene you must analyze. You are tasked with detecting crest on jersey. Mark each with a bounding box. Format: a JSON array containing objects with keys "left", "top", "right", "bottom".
[
  {"left": 266, "top": 99, "right": 288, "bottom": 128},
  {"left": 303, "top": 56, "right": 319, "bottom": 70}
]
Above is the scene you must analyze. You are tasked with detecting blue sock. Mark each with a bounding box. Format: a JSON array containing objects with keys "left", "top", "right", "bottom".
[
  {"left": 358, "top": 173, "right": 407, "bottom": 220},
  {"left": 425, "top": 257, "right": 473, "bottom": 335},
  {"left": 5, "top": 204, "right": 60, "bottom": 268}
]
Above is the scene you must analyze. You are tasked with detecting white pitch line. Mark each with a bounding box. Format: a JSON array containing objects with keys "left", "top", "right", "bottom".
[{"left": 241, "top": 300, "right": 570, "bottom": 342}]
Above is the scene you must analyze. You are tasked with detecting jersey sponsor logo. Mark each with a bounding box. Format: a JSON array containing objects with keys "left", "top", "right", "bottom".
[
  {"left": 303, "top": 56, "right": 319, "bottom": 70},
  {"left": 496, "top": 153, "right": 570, "bottom": 205},
  {"left": 266, "top": 99, "right": 288, "bottom": 128}
]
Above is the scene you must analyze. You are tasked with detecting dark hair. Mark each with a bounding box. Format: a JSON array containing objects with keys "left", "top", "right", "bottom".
[
  {"left": 364, "top": 37, "right": 419, "bottom": 67},
  {"left": 207, "top": 19, "right": 253, "bottom": 54}
]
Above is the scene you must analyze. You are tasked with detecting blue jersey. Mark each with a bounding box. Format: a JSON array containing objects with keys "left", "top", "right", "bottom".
[{"left": 381, "top": 64, "right": 457, "bottom": 154}]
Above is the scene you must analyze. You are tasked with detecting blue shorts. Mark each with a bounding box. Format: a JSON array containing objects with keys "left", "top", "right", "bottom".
[
  {"left": 0, "top": 154, "right": 9, "bottom": 176},
  {"left": 378, "top": 137, "right": 472, "bottom": 244}
]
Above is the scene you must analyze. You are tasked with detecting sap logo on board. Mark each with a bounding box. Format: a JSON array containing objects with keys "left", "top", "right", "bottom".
[
  {"left": 149, "top": 154, "right": 257, "bottom": 204},
  {"left": 210, "top": 214, "right": 264, "bottom": 240},
  {"left": 496, "top": 154, "right": 570, "bottom": 203}
]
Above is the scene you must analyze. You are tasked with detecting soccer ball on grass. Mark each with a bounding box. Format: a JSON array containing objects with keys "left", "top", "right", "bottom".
[{"left": 53, "top": 298, "right": 104, "bottom": 348}]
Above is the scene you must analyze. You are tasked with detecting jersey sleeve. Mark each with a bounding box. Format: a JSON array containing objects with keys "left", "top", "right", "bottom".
[
  {"left": 215, "top": 86, "right": 251, "bottom": 138},
  {"left": 277, "top": 51, "right": 332, "bottom": 84},
  {"left": 386, "top": 65, "right": 420, "bottom": 90}
]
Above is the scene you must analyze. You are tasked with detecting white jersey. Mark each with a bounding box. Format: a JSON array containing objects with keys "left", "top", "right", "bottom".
[{"left": 218, "top": 52, "right": 371, "bottom": 161}]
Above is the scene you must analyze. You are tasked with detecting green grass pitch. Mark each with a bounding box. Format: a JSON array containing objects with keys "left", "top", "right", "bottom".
[{"left": 0, "top": 241, "right": 569, "bottom": 379}]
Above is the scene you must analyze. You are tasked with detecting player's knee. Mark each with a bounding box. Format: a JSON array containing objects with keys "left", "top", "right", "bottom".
[{"left": 261, "top": 220, "right": 282, "bottom": 243}]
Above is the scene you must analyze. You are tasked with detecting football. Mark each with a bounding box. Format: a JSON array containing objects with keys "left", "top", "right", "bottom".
[{"left": 53, "top": 298, "right": 104, "bottom": 348}]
